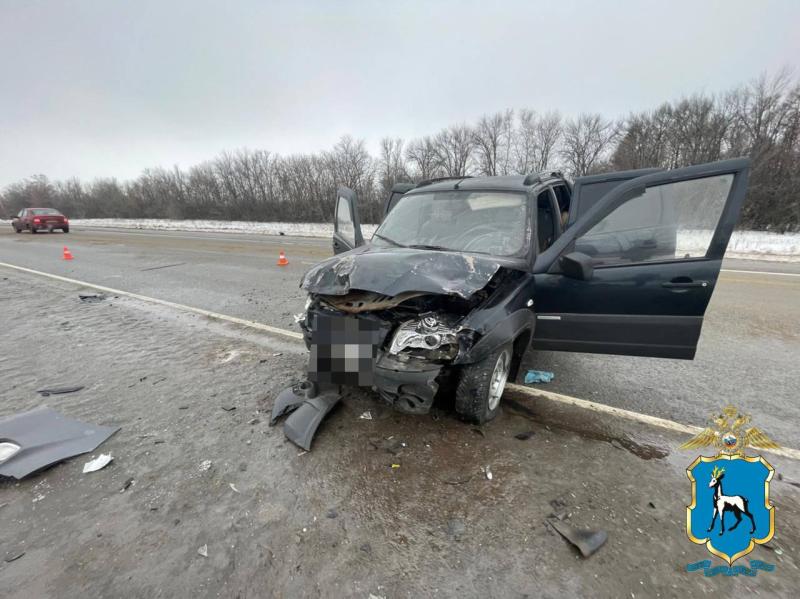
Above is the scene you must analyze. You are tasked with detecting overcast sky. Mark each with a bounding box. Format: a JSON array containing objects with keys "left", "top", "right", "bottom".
[{"left": 1, "top": 0, "right": 798, "bottom": 186}]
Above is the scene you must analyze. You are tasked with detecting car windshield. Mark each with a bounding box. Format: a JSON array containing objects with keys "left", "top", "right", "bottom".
[
  {"left": 372, "top": 190, "right": 529, "bottom": 257},
  {"left": 30, "top": 209, "right": 61, "bottom": 216}
]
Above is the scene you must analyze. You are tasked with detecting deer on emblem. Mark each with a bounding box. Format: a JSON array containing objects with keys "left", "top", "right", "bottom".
[{"left": 707, "top": 465, "right": 756, "bottom": 536}]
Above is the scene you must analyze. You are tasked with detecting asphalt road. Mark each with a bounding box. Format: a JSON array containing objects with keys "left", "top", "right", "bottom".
[{"left": 2, "top": 224, "right": 799, "bottom": 447}]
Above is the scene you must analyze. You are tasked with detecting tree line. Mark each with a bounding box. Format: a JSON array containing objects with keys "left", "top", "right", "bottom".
[{"left": 2, "top": 72, "right": 798, "bottom": 230}]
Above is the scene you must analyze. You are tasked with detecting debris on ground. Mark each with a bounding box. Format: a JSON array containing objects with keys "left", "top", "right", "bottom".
[
  {"left": 549, "top": 519, "right": 608, "bottom": 558},
  {"left": 471, "top": 428, "right": 486, "bottom": 438},
  {"left": 326, "top": 508, "right": 338, "bottom": 519},
  {"left": 447, "top": 518, "right": 466, "bottom": 541},
  {"left": 178, "top": 405, "right": 189, "bottom": 410},
  {"left": 272, "top": 352, "right": 282, "bottom": 357},
  {"left": 514, "top": 430, "right": 535, "bottom": 440},
  {"left": 120, "top": 478, "right": 135, "bottom": 492},
  {"left": 368, "top": 437, "right": 406, "bottom": 455},
  {"left": 197, "top": 544, "right": 208, "bottom": 558},
  {"left": 482, "top": 465, "right": 493, "bottom": 480},
  {"left": 359, "top": 411, "right": 373, "bottom": 420},
  {"left": 198, "top": 460, "right": 213, "bottom": 472},
  {"left": 524, "top": 369, "right": 555, "bottom": 384},
  {"left": 441, "top": 474, "right": 473, "bottom": 485},
  {"left": 247, "top": 418, "right": 260, "bottom": 425},
  {"left": 221, "top": 405, "right": 236, "bottom": 412},
  {"left": 78, "top": 294, "right": 107, "bottom": 303},
  {"left": 0, "top": 407, "right": 119, "bottom": 480},
  {"left": 359, "top": 543, "right": 372, "bottom": 553},
  {"left": 36, "top": 385, "right": 85, "bottom": 397},
  {"left": 4, "top": 551, "right": 25, "bottom": 563},
  {"left": 229, "top": 483, "right": 240, "bottom": 493},
  {"left": 83, "top": 454, "right": 113, "bottom": 473}
]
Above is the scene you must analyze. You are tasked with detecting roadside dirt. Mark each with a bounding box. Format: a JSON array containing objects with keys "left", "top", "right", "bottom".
[{"left": 1, "top": 272, "right": 799, "bottom": 598}]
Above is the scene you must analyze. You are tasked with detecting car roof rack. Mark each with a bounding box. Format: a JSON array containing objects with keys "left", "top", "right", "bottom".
[
  {"left": 415, "top": 176, "right": 473, "bottom": 188},
  {"left": 522, "top": 170, "right": 563, "bottom": 186}
]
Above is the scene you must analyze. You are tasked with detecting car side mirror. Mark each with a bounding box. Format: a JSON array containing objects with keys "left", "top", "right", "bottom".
[{"left": 559, "top": 252, "right": 594, "bottom": 281}]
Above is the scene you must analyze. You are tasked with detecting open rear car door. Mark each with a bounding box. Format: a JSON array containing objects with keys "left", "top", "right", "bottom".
[
  {"left": 532, "top": 158, "right": 750, "bottom": 359},
  {"left": 333, "top": 187, "right": 364, "bottom": 254}
]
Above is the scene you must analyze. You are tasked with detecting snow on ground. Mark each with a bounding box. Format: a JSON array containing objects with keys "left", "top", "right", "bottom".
[{"left": 2, "top": 218, "right": 798, "bottom": 261}]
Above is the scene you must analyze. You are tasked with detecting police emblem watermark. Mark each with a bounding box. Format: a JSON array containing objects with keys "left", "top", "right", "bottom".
[{"left": 682, "top": 405, "right": 780, "bottom": 576}]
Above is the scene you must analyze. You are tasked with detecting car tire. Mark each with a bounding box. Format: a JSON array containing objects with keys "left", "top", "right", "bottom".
[
  {"left": 14, "top": 226, "right": 21, "bottom": 233},
  {"left": 454, "top": 343, "right": 513, "bottom": 424},
  {"left": 30, "top": 227, "right": 37, "bottom": 234},
  {"left": 63, "top": 227, "right": 69, "bottom": 233}
]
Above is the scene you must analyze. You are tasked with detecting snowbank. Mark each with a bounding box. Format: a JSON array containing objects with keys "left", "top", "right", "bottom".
[
  {"left": 68, "top": 218, "right": 380, "bottom": 239},
  {"left": 2, "top": 218, "right": 797, "bottom": 261}
]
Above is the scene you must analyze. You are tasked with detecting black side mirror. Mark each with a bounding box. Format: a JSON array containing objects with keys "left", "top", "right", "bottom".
[{"left": 559, "top": 252, "right": 594, "bottom": 281}]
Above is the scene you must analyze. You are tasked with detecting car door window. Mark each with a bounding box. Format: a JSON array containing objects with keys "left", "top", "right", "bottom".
[
  {"left": 575, "top": 174, "right": 734, "bottom": 266},
  {"left": 335, "top": 196, "right": 356, "bottom": 246},
  {"left": 536, "top": 190, "right": 557, "bottom": 252}
]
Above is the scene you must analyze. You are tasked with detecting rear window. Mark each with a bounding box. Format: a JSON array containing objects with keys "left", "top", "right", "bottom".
[{"left": 30, "top": 209, "right": 62, "bottom": 216}]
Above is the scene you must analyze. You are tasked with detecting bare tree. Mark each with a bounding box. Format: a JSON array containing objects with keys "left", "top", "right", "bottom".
[
  {"left": 405, "top": 136, "right": 443, "bottom": 180},
  {"left": 561, "top": 113, "right": 619, "bottom": 176},
  {"left": 473, "top": 110, "right": 513, "bottom": 176},
  {"left": 434, "top": 124, "right": 474, "bottom": 177},
  {"left": 378, "top": 137, "right": 408, "bottom": 195}
]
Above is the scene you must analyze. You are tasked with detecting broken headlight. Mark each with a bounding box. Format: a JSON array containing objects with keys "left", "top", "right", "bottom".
[{"left": 388, "top": 313, "right": 461, "bottom": 361}]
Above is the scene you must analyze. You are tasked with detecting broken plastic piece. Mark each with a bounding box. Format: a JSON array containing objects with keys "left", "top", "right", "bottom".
[
  {"left": 283, "top": 390, "right": 342, "bottom": 451},
  {"left": 197, "top": 544, "right": 208, "bottom": 557},
  {"left": 359, "top": 411, "right": 373, "bottom": 420},
  {"left": 0, "top": 407, "right": 119, "bottom": 480},
  {"left": 550, "top": 519, "right": 608, "bottom": 557},
  {"left": 524, "top": 370, "right": 554, "bottom": 384},
  {"left": 270, "top": 381, "right": 316, "bottom": 425},
  {"left": 83, "top": 454, "right": 113, "bottom": 473}
]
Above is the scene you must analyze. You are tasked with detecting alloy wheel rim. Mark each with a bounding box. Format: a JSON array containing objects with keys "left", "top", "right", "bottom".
[{"left": 487, "top": 350, "right": 510, "bottom": 411}]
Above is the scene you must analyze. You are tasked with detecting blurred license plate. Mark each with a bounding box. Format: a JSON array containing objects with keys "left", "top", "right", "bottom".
[{"left": 308, "top": 314, "right": 380, "bottom": 386}]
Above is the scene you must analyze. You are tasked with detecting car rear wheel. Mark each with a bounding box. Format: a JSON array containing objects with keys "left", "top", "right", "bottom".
[
  {"left": 63, "top": 227, "right": 69, "bottom": 233},
  {"left": 454, "top": 343, "right": 512, "bottom": 424}
]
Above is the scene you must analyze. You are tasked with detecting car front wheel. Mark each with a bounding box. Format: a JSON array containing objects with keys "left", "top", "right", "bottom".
[{"left": 454, "top": 343, "right": 512, "bottom": 424}]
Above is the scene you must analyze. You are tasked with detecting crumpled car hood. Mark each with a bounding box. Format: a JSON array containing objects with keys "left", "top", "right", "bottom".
[{"left": 301, "top": 246, "right": 504, "bottom": 300}]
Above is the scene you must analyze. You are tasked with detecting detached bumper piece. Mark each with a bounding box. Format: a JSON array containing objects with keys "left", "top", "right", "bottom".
[
  {"left": 270, "top": 381, "right": 342, "bottom": 451},
  {"left": 0, "top": 406, "right": 119, "bottom": 480}
]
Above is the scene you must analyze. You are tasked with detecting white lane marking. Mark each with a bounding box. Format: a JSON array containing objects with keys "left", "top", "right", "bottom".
[
  {"left": 0, "top": 261, "right": 304, "bottom": 341},
  {"left": 721, "top": 268, "right": 800, "bottom": 278},
  {"left": 507, "top": 385, "right": 800, "bottom": 461},
  {"left": 2, "top": 260, "right": 798, "bottom": 460}
]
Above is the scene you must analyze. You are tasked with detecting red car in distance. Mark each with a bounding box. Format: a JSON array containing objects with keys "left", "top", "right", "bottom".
[{"left": 12, "top": 208, "right": 69, "bottom": 233}]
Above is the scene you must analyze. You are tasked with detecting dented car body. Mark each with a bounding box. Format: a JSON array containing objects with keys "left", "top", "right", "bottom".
[{"left": 274, "top": 158, "right": 751, "bottom": 448}]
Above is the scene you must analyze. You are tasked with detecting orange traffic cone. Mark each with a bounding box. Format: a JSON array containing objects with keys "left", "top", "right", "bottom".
[
  {"left": 62, "top": 246, "right": 74, "bottom": 261},
  {"left": 277, "top": 250, "right": 289, "bottom": 266}
]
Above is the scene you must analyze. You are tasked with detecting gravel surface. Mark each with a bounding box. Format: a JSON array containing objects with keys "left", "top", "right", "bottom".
[{"left": 1, "top": 271, "right": 799, "bottom": 597}]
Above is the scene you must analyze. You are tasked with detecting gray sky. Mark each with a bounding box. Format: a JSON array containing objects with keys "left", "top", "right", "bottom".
[{"left": 1, "top": 0, "right": 798, "bottom": 186}]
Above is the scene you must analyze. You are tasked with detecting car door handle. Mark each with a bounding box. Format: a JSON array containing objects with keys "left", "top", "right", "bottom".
[{"left": 661, "top": 279, "right": 709, "bottom": 289}]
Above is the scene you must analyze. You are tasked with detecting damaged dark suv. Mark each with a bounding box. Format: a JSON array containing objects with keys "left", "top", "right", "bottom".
[{"left": 274, "top": 158, "right": 750, "bottom": 447}]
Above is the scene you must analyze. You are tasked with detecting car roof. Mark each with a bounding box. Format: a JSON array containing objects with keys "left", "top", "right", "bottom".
[{"left": 406, "top": 172, "right": 564, "bottom": 194}]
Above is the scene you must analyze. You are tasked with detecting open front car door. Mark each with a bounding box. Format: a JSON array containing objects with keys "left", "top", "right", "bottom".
[
  {"left": 332, "top": 187, "right": 364, "bottom": 254},
  {"left": 532, "top": 158, "right": 750, "bottom": 359}
]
